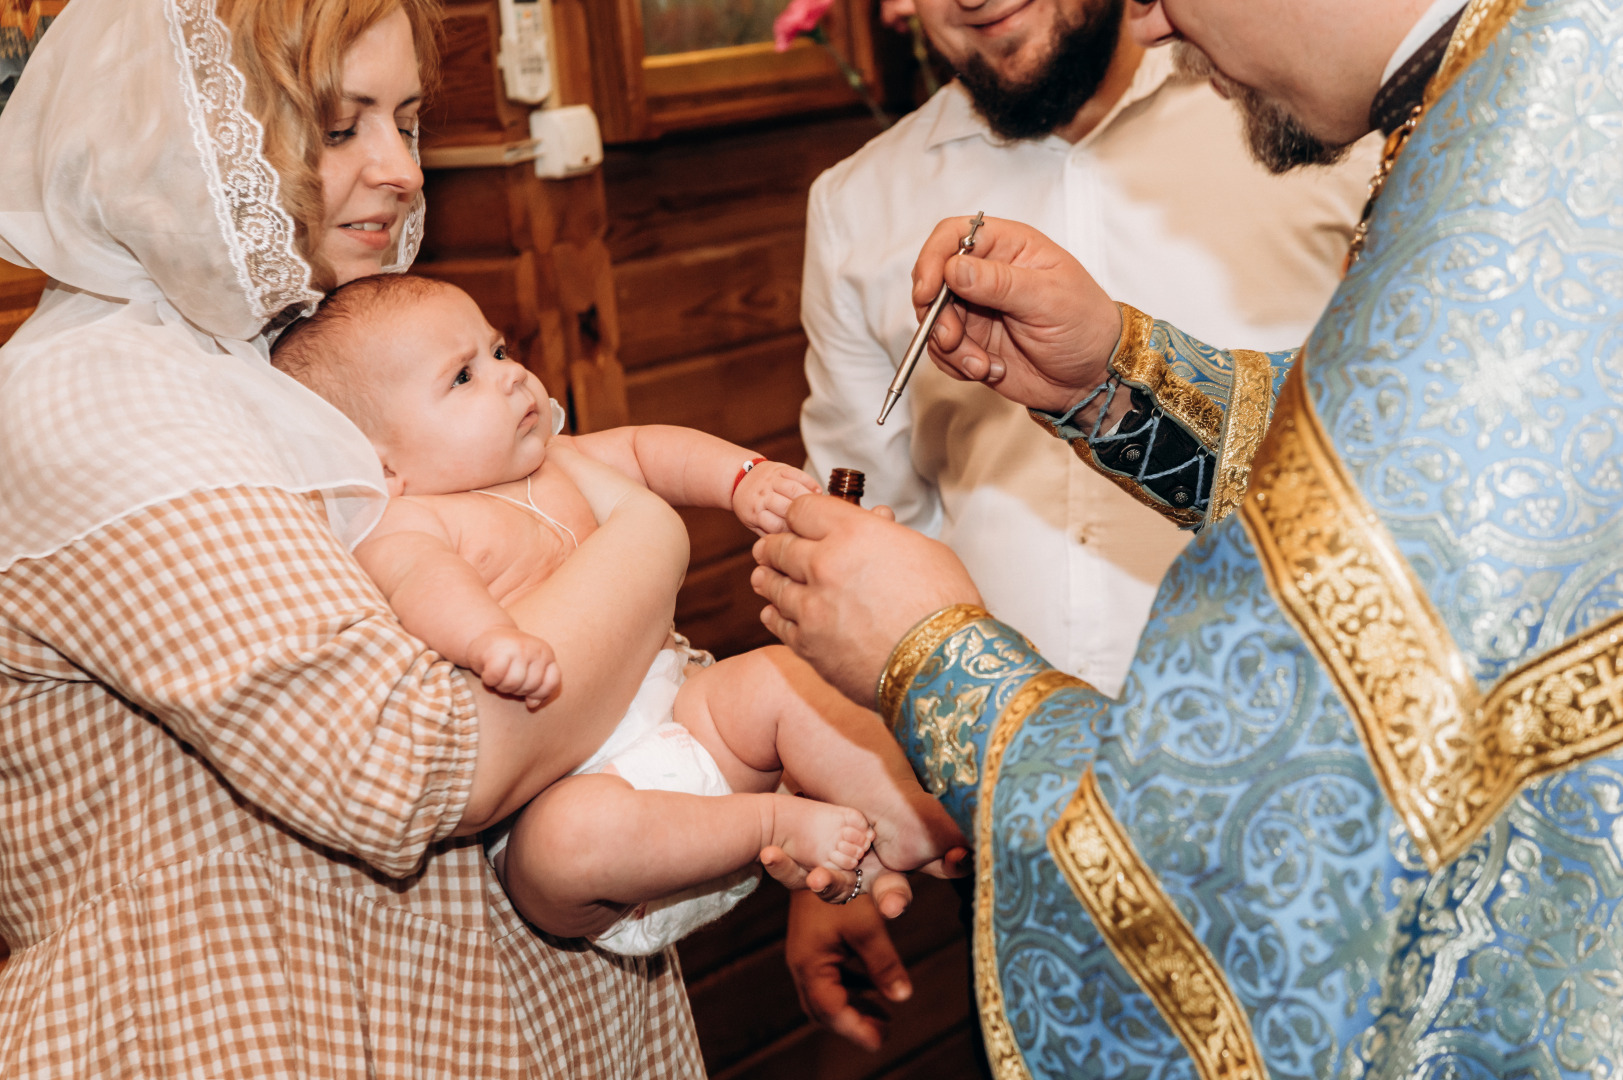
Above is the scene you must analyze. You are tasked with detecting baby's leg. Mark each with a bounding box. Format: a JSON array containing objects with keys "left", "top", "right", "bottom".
[
  {"left": 497, "top": 771, "right": 872, "bottom": 939},
  {"left": 673, "top": 646, "right": 966, "bottom": 876}
]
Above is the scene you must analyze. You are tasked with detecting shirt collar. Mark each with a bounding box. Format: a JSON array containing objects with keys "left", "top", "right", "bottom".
[
  {"left": 923, "top": 44, "right": 1177, "bottom": 152},
  {"left": 1380, "top": 0, "right": 1471, "bottom": 85}
]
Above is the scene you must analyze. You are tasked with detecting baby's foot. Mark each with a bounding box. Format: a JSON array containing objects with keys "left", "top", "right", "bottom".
[
  {"left": 868, "top": 787, "right": 968, "bottom": 877},
  {"left": 763, "top": 793, "right": 873, "bottom": 874}
]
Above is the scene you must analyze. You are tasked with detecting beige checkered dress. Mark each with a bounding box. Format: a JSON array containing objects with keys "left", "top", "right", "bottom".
[{"left": 0, "top": 486, "right": 705, "bottom": 1077}]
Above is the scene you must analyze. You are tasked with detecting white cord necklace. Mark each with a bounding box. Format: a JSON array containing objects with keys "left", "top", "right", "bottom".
[{"left": 474, "top": 474, "right": 579, "bottom": 549}]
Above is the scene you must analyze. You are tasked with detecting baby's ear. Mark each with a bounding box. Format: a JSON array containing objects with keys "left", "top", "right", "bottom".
[{"left": 376, "top": 451, "right": 406, "bottom": 498}]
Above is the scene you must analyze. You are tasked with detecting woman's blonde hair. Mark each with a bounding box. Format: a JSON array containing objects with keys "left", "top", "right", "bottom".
[{"left": 216, "top": 0, "right": 442, "bottom": 289}]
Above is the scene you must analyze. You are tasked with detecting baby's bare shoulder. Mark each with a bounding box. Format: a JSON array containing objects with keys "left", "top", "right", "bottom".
[{"left": 370, "top": 493, "right": 459, "bottom": 540}]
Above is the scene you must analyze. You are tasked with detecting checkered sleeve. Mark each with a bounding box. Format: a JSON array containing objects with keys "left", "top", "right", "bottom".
[{"left": 3, "top": 485, "right": 478, "bottom": 878}]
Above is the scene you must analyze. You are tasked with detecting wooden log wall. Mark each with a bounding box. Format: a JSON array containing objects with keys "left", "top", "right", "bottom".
[
  {"left": 603, "top": 112, "right": 991, "bottom": 1080},
  {"left": 604, "top": 113, "right": 873, "bottom": 656}
]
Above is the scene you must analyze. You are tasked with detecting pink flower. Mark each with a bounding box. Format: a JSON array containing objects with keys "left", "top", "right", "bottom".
[{"left": 773, "top": 0, "right": 835, "bottom": 51}]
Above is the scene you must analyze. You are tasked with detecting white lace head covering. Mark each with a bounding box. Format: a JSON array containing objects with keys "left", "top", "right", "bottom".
[{"left": 0, "top": 0, "right": 426, "bottom": 570}]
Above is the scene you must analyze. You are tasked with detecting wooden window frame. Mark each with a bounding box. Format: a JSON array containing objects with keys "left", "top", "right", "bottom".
[{"left": 581, "top": 0, "right": 877, "bottom": 142}]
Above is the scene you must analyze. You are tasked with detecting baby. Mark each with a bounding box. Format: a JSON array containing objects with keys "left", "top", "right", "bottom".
[{"left": 272, "top": 274, "right": 963, "bottom": 954}]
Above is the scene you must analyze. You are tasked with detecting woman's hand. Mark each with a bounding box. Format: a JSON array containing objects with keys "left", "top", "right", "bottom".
[
  {"left": 912, "top": 215, "right": 1122, "bottom": 415},
  {"left": 752, "top": 495, "right": 981, "bottom": 708},
  {"left": 733, "top": 461, "right": 822, "bottom": 535}
]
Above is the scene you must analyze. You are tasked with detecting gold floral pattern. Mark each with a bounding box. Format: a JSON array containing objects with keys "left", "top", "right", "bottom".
[
  {"left": 1207, "top": 349, "right": 1278, "bottom": 528},
  {"left": 1242, "top": 363, "right": 1623, "bottom": 869},
  {"left": 974, "top": 669, "right": 1083, "bottom": 1080},
  {"left": 876, "top": 603, "right": 989, "bottom": 731},
  {"left": 911, "top": 682, "right": 991, "bottom": 795},
  {"left": 1431, "top": 0, "right": 1527, "bottom": 106},
  {"left": 1109, "top": 304, "right": 1225, "bottom": 450},
  {"left": 1048, "top": 767, "right": 1268, "bottom": 1080}
]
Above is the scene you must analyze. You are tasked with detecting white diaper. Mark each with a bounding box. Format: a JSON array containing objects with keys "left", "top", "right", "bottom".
[{"left": 564, "top": 637, "right": 761, "bottom": 956}]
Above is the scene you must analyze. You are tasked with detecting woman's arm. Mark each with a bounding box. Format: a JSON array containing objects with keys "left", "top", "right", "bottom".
[
  {"left": 6, "top": 484, "right": 686, "bottom": 871},
  {"left": 454, "top": 444, "right": 689, "bottom": 833}
]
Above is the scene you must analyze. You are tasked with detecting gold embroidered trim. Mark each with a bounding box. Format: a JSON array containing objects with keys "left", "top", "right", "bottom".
[
  {"left": 972, "top": 670, "right": 1085, "bottom": 1080},
  {"left": 1242, "top": 365, "right": 1623, "bottom": 869},
  {"left": 1430, "top": 0, "right": 1527, "bottom": 108},
  {"left": 1206, "top": 349, "right": 1279, "bottom": 528},
  {"left": 1347, "top": 0, "right": 1526, "bottom": 265},
  {"left": 1110, "top": 304, "right": 1225, "bottom": 451},
  {"left": 1049, "top": 768, "right": 1269, "bottom": 1080},
  {"left": 876, "top": 603, "right": 990, "bottom": 731}
]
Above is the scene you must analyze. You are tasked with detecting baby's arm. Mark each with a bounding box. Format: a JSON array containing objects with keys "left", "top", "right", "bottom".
[
  {"left": 355, "top": 499, "right": 560, "bottom": 708},
  {"left": 565, "top": 426, "right": 820, "bottom": 534}
]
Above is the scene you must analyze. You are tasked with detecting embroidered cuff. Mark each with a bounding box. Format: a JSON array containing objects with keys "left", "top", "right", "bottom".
[{"left": 1032, "top": 305, "right": 1218, "bottom": 529}]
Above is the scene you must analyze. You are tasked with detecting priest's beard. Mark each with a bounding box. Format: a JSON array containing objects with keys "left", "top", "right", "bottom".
[
  {"left": 1172, "top": 42, "right": 1351, "bottom": 173},
  {"left": 958, "top": 0, "right": 1125, "bottom": 141}
]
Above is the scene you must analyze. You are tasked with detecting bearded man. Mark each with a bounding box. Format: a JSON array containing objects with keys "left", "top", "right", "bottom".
[
  {"left": 790, "top": 0, "right": 1375, "bottom": 1049},
  {"left": 761, "top": 0, "right": 1623, "bottom": 1075}
]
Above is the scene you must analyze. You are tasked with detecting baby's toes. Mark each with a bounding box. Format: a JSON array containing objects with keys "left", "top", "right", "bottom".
[{"left": 827, "top": 829, "right": 868, "bottom": 870}]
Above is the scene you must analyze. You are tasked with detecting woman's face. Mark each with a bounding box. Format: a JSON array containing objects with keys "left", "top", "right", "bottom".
[{"left": 317, "top": 9, "right": 425, "bottom": 287}]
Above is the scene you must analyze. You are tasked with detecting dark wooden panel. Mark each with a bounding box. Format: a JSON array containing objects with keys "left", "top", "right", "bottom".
[
  {"left": 614, "top": 228, "right": 806, "bottom": 369},
  {"left": 714, "top": 937, "right": 985, "bottom": 1080},
  {"left": 688, "top": 876, "right": 974, "bottom": 1076},
  {"left": 420, "top": 167, "right": 525, "bottom": 260},
  {"left": 676, "top": 549, "right": 775, "bottom": 658},
  {"left": 603, "top": 113, "right": 876, "bottom": 265},
  {"left": 679, "top": 878, "right": 791, "bottom": 984},
  {"left": 878, "top": 1023, "right": 991, "bottom": 1080},
  {"left": 422, "top": 2, "right": 528, "bottom": 145},
  {"left": 625, "top": 335, "right": 809, "bottom": 447}
]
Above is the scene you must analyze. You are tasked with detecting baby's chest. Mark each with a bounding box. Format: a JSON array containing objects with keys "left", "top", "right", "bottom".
[{"left": 441, "top": 497, "right": 587, "bottom": 605}]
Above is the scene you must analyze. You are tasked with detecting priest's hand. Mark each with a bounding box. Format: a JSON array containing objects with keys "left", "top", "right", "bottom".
[
  {"left": 913, "top": 215, "right": 1122, "bottom": 416},
  {"left": 751, "top": 495, "right": 981, "bottom": 709}
]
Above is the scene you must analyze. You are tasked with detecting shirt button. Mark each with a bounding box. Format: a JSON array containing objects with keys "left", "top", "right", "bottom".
[
  {"left": 1170, "top": 487, "right": 1193, "bottom": 507},
  {"left": 1122, "top": 444, "right": 1144, "bottom": 463}
]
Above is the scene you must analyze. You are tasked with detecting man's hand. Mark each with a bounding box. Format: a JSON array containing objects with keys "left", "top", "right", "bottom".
[
  {"left": 752, "top": 495, "right": 981, "bottom": 707},
  {"left": 912, "top": 215, "right": 1122, "bottom": 415},
  {"left": 733, "top": 461, "right": 823, "bottom": 535},
  {"left": 466, "top": 625, "right": 561, "bottom": 709},
  {"left": 784, "top": 889, "right": 913, "bottom": 1052}
]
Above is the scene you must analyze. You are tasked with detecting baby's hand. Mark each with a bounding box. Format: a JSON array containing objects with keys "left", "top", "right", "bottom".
[
  {"left": 733, "top": 461, "right": 822, "bottom": 535},
  {"left": 467, "top": 626, "right": 561, "bottom": 709}
]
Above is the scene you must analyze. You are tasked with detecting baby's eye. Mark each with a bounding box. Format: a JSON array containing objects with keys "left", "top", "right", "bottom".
[
  {"left": 453, "top": 367, "right": 471, "bottom": 387},
  {"left": 493, "top": 345, "right": 508, "bottom": 361}
]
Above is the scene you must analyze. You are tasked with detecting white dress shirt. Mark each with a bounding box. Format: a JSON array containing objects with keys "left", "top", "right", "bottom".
[{"left": 800, "top": 48, "right": 1379, "bottom": 697}]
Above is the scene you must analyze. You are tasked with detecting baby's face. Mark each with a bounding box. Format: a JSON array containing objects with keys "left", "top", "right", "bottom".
[{"left": 365, "top": 285, "right": 551, "bottom": 496}]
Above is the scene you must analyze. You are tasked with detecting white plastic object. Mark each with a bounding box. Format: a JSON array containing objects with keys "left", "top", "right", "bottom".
[
  {"left": 529, "top": 105, "right": 604, "bottom": 179},
  {"left": 498, "top": 0, "right": 554, "bottom": 104}
]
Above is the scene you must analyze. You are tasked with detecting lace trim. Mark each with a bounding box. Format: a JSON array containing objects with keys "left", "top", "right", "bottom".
[
  {"left": 166, "top": 0, "right": 318, "bottom": 323},
  {"left": 385, "top": 125, "right": 425, "bottom": 274}
]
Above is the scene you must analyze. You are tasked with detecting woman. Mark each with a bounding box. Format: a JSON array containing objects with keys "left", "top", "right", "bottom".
[{"left": 0, "top": 0, "right": 703, "bottom": 1073}]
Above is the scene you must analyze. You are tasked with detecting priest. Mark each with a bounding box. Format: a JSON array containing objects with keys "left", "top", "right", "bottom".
[{"left": 753, "top": 0, "right": 1623, "bottom": 1075}]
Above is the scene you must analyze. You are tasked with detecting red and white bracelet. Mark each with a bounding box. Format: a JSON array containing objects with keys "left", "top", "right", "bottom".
[{"left": 731, "top": 456, "right": 768, "bottom": 496}]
